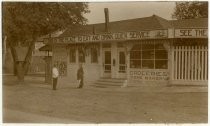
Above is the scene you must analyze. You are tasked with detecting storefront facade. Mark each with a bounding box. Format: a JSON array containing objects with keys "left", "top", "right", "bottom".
[{"left": 44, "top": 15, "right": 208, "bottom": 86}]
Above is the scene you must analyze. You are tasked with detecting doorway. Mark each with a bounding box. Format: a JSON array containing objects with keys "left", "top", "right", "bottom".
[
  {"left": 103, "top": 50, "right": 111, "bottom": 78},
  {"left": 118, "top": 50, "right": 126, "bottom": 78}
]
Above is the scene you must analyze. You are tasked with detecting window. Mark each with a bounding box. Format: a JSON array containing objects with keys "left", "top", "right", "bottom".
[
  {"left": 69, "top": 49, "right": 76, "bottom": 63},
  {"left": 130, "top": 42, "right": 168, "bottom": 69},
  {"left": 142, "top": 43, "right": 154, "bottom": 69},
  {"left": 119, "top": 52, "right": 126, "bottom": 73},
  {"left": 91, "top": 48, "right": 98, "bottom": 63},
  {"left": 78, "top": 50, "right": 85, "bottom": 63}
]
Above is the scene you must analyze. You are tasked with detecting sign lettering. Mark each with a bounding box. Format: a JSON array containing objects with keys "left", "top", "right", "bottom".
[
  {"left": 52, "top": 30, "right": 168, "bottom": 43},
  {"left": 49, "top": 28, "right": 208, "bottom": 44},
  {"left": 130, "top": 70, "right": 169, "bottom": 81},
  {"left": 175, "top": 29, "right": 208, "bottom": 38}
]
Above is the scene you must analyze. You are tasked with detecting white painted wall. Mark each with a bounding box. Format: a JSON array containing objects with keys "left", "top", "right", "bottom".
[{"left": 54, "top": 45, "right": 101, "bottom": 86}]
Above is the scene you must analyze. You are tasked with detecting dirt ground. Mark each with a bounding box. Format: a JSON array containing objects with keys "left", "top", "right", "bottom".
[{"left": 3, "top": 75, "right": 208, "bottom": 123}]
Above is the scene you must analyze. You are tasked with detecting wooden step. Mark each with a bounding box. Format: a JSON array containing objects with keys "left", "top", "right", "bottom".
[
  {"left": 91, "top": 78, "right": 126, "bottom": 88},
  {"left": 97, "top": 79, "right": 125, "bottom": 83},
  {"left": 94, "top": 82, "right": 122, "bottom": 86}
]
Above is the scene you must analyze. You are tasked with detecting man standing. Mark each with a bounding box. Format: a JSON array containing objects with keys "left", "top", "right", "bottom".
[
  {"left": 77, "top": 64, "right": 84, "bottom": 88},
  {"left": 52, "top": 65, "right": 59, "bottom": 90}
]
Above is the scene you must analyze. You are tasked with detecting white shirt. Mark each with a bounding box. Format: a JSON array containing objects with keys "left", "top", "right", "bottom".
[{"left": 52, "top": 67, "right": 59, "bottom": 78}]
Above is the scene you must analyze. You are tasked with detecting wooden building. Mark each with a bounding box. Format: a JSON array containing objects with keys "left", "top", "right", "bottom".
[{"left": 43, "top": 10, "right": 208, "bottom": 87}]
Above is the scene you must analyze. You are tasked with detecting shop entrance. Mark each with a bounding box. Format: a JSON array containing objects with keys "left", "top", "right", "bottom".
[
  {"left": 117, "top": 50, "right": 126, "bottom": 78},
  {"left": 103, "top": 50, "right": 111, "bottom": 78}
]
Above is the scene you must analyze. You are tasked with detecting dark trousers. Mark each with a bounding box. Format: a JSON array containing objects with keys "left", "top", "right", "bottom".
[
  {"left": 53, "top": 78, "right": 58, "bottom": 90},
  {"left": 78, "top": 78, "right": 84, "bottom": 88}
]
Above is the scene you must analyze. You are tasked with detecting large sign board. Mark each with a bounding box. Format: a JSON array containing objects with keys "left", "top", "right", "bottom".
[
  {"left": 174, "top": 28, "right": 208, "bottom": 38},
  {"left": 52, "top": 30, "right": 168, "bottom": 43}
]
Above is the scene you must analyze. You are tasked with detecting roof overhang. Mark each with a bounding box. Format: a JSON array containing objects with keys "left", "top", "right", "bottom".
[{"left": 39, "top": 45, "right": 52, "bottom": 51}]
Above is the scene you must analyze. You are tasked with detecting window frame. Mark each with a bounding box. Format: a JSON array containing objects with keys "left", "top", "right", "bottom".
[
  {"left": 130, "top": 42, "right": 168, "bottom": 69},
  {"left": 78, "top": 49, "right": 85, "bottom": 63},
  {"left": 69, "top": 49, "right": 76, "bottom": 63},
  {"left": 91, "top": 48, "right": 98, "bottom": 63}
]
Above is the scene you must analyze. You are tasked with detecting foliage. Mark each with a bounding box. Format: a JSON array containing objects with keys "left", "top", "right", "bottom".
[
  {"left": 2, "top": 2, "right": 89, "bottom": 78},
  {"left": 172, "top": 2, "right": 208, "bottom": 20},
  {"left": 3, "top": 2, "right": 90, "bottom": 44}
]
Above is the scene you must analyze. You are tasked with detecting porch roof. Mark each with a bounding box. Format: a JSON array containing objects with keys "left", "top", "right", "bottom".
[
  {"left": 60, "top": 15, "right": 208, "bottom": 38},
  {"left": 60, "top": 15, "right": 173, "bottom": 37},
  {"left": 39, "top": 45, "right": 52, "bottom": 51}
]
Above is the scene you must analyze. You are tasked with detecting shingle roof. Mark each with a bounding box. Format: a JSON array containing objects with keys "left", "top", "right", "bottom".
[
  {"left": 60, "top": 15, "right": 208, "bottom": 37},
  {"left": 170, "top": 18, "right": 208, "bottom": 28},
  {"left": 60, "top": 15, "right": 172, "bottom": 37}
]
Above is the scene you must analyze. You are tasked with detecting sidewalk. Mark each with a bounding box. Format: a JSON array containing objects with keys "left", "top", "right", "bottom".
[
  {"left": 3, "top": 75, "right": 208, "bottom": 93},
  {"left": 3, "top": 75, "right": 46, "bottom": 85},
  {"left": 86, "top": 85, "right": 208, "bottom": 94}
]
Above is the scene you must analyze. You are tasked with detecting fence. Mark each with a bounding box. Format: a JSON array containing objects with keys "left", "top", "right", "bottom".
[{"left": 171, "top": 46, "right": 208, "bottom": 83}]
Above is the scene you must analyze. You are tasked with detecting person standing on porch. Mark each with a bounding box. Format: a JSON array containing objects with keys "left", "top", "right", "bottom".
[
  {"left": 52, "top": 65, "right": 59, "bottom": 90},
  {"left": 77, "top": 64, "right": 84, "bottom": 88}
]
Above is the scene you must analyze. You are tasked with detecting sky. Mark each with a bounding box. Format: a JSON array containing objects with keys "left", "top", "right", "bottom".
[{"left": 84, "top": 2, "right": 176, "bottom": 24}]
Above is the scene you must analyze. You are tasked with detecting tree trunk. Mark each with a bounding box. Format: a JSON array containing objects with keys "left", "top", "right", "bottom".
[
  {"left": 3, "top": 36, "right": 7, "bottom": 67},
  {"left": 10, "top": 46, "right": 18, "bottom": 75},
  {"left": 10, "top": 41, "right": 35, "bottom": 82},
  {"left": 23, "top": 41, "right": 35, "bottom": 75},
  {"left": 17, "top": 62, "right": 25, "bottom": 82},
  {"left": 10, "top": 46, "right": 24, "bottom": 82}
]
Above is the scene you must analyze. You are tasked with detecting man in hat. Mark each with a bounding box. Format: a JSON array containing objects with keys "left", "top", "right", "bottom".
[{"left": 52, "top": 64, "right": 59, "bottom": 90}]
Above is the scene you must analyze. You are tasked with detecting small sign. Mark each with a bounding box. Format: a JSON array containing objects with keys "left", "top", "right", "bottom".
[{"left": 175, "top": 29, "right": 208, "bottom": 38}]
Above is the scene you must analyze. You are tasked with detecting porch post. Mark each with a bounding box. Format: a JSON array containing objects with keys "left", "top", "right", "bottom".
[
  {"left": 75, "top": 45, "right": 78, "bottom": 65},
  {"left": 126, "top": 43, "right": 132, "bottom": 85},
  {"left": 168, "top": 40, "right": 173, "bottom": 86},
  {"left": 100, "top": 42, "right": 103, "bottom": 78},
  {"left": 111, "top": 42, "right": 117, "bottom": 78}
]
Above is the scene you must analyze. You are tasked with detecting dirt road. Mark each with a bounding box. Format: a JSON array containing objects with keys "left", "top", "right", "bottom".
[
  {"left": 3, "top": 76, "right": 208, "bottom": 123},
  {"left": 3, "top": 78, "right": 208, "bottom": 123}
]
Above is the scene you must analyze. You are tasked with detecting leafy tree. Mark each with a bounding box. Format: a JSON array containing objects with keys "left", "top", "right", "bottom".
[
  {"left": 3, "top": 2, "right": 89, "bottom": 81},
  {"left": 172, "top": 1, "right": 208, "bottom": 20}
]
